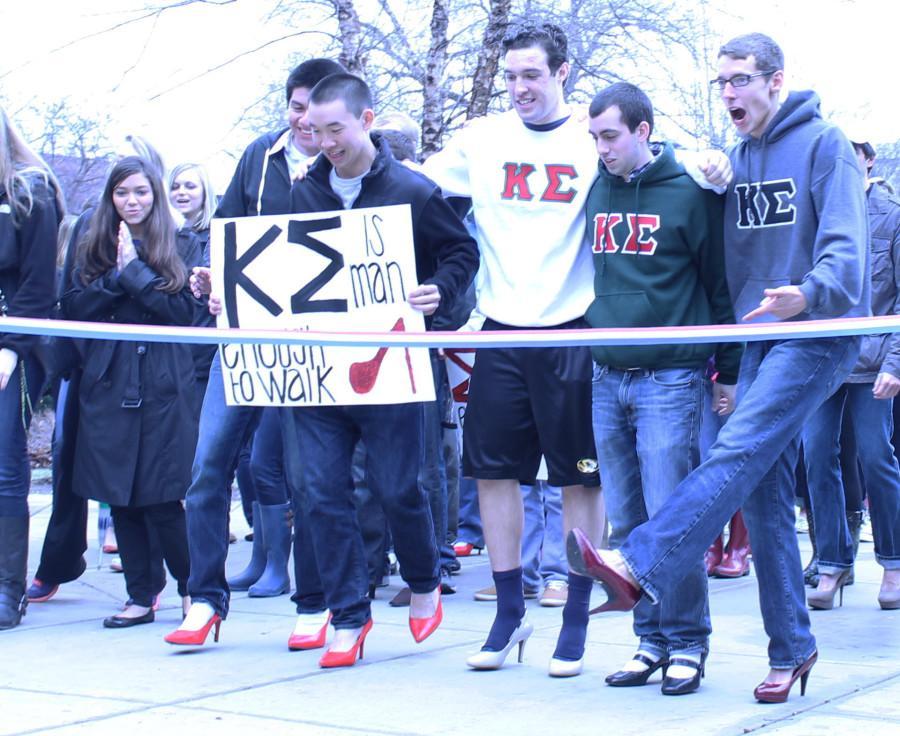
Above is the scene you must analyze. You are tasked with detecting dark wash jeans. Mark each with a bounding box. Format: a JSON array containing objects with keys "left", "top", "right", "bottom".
[
  {"left": 620, "top": 337, "right": 861, "bottom": 669},
  {"left": 281, "top": 401, "right": 440, "bottom": 629},
  {"left": 185, "top": 352, "right": 321, "bottom": 618}
]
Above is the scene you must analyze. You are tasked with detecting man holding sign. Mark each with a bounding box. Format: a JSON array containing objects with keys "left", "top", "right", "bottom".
[{"left": 280, "top": 73, "right": 477, "bottom": 667}]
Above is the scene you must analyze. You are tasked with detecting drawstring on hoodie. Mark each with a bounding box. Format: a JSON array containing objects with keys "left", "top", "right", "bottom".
[{"left": 256, "top": 130, "right": 292, "bottom": 215}]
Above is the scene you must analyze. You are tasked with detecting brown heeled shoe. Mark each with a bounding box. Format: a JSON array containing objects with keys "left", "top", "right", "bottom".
[
  {"left": 807, "top": 569, "right": 851, "bottom": 610},
  {"left": 754, "top": 650, "right": 817, "bottom": 703}
]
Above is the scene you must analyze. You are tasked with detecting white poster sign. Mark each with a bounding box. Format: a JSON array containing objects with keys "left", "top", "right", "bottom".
[
  {"left": 444, "top": 348, "right": 475, "bottom": 430},
  {"left": 210, "top": 205, "right": 434, "bottom": 406}
]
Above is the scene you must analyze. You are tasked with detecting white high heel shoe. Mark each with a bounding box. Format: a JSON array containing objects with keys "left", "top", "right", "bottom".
[
  {"left": 548, "top": 655, "right": 584, "bottom": 677},
  {"left": 466, "top": 619, "right": 534, "bottom": 670}
]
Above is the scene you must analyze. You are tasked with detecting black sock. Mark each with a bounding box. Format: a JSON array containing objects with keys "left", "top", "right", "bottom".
[
  {"left": 552, "top": 572, "right": 592, "bottom": 661},
  {"left": 483, "top": 567, "right": 526, "bottom": 651}
]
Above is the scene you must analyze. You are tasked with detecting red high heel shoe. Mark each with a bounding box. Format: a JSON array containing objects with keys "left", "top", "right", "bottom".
[
  {"left": 288, "top": 612, "right": 332, "bottom": 650},
  {"left": 318, "top": 619, "right": 373, "bottom": 668},
  {"left": 453, "top": 542, "right": 482, "bottom": 557},
  {"left": 164, "top": 613, "right": 222, "bottom": 646},
  {"left": 754, "top": 650, "right": 817, "bottom": 703},
  {"left": 566, "top": 528, "right": 641, "bottom": 614},
  {"left": 409, "top": 591, "right": 442, "bottom": 643}
]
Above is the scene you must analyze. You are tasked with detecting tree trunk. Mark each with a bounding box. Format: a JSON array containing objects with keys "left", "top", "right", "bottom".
[
  {"left": 331, "top": 0, "right": 366, "bottom": 75},
  {"left": 465, "top": 0, "right": 511, "bottom": 120},
  {"left": 421, "top": 0, "right": 449, "bottom": 157}
]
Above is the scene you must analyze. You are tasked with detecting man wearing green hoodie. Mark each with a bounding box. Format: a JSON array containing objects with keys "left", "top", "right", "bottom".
[{"left": 581, "top": 82, "right": 741, "bottom": 695}]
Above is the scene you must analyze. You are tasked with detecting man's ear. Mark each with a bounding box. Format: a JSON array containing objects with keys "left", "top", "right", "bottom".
[
  {"left": 637, "top": 120, "right": 651, "bottom": 143},
  {"left": 362, "top": 109, "right": 375, "bottom": 130},
  {"left": 556, "top": 60, "right": 570, "bottom": 85},
  {"left": 769, "top": 69, "right": 784, "bottom": 95}
]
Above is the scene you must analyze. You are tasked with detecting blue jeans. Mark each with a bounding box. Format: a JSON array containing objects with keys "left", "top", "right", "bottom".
[
  {"left": 803, "top": 383, "right": 900, "bottom": 573},
  {"left": 594, "top": 365, "right": 710, "bottom": 653},
  {"left": 185, "top": 352, "right": 321, "bottom": 618},
  {"left": 522, "top": 481, "right": 566, "bottom": 590},
  {"left": 620, "top": 338, "right": 861, "bottom": 668},
  {"left": 250, "top": 408, "right": 288, "bottom": 505},
  {"left": 281, "top": 402, "right": 439, "bottom": 629},
  {"left": 0, "top": 358, "right": 44, "bottom": 517}
]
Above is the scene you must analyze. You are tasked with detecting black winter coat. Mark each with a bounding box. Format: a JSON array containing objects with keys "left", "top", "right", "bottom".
[
  {"left": 0, "top": 176, "right": 60, "bottom": 360},
  {"left": 62, "top": 230, "right": 204, "bottom": 507},
  {"left": 216, "top": 128, "right": 294, "bottom": 218}
]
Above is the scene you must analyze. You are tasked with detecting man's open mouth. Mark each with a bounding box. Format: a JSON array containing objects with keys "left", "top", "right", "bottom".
[{"left": 729, "top": 107, "right": 746, "bottom": 122}]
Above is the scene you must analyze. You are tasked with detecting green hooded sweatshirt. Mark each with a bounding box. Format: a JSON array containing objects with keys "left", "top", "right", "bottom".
[{"left": 583, "top": 142, "right": 742, "bottom": 383}]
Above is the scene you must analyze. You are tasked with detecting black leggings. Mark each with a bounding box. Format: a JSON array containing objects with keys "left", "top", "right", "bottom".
[{"left": 111, "top": 501, "right": 189, "bottom": 606}]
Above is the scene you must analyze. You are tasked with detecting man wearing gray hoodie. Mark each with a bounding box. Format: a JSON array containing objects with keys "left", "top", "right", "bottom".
[{"left": 568, "top": 32, "right": 870, "bottom": 703}]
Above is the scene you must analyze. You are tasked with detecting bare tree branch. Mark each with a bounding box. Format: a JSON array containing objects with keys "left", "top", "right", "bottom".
[
  {"left": 0, "top": 0, "right": 237, "bottom": 81},
  {"left": 147, "top": 30, "right": 331, "bottom": 101}
]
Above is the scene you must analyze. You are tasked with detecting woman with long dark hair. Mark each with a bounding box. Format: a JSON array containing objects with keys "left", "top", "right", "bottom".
[
  {"left": 64, "top": 155, "right": 203, "bottom": 628},
  {"left": 0, "top": 106, "right": 63, "bottom": 630}
]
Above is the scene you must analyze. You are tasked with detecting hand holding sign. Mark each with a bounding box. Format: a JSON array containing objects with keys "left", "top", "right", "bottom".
[
  {"left": 407, "top": 283, "right": 441, "bottom": 315},
  {"left": 191, "top": 266, "right": 212, "bottom": 298}
]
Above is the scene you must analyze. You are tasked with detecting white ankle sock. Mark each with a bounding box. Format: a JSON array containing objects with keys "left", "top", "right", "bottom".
[
  {"left": 622, "top": 649, "right": 663, "bottom": 673},
  {"left": 667, "top": 652, "right": 702, "bottom": 679}
]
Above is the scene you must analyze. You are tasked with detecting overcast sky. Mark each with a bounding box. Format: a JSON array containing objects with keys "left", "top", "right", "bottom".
[{"left": 1, "top": 0, "right": 893, "bottom": 190}]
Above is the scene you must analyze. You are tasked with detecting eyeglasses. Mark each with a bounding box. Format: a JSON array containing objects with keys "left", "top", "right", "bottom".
[{"left": 709, "top": 71, "right": 774, "bottom": 90}]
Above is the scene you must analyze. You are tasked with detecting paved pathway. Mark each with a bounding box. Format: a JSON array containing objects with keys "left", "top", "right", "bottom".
[{"left": 3, "top": 496, "right": 899, "bottom": 735}]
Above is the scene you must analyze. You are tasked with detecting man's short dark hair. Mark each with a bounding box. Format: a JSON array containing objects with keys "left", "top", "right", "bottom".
[
  {"left": 589, "top": 82, "right": 654, "bottom": 137},
  {"left": 501, "top": 22, "right": 568, "bottom": 74},
  {"left": 718, "top": 33, "right": 784, "bottom": 73},
  {"left": 852, "top": 141, "right": 876, "bottom": 174},
  {"left": 309, "top": 73, "right": 373, "bottom": 117},
  {"left": 852, "top": 141, "right": 876, "bottom": 160},
  {"left": 285, "top": 58, "right": 346, "bottom": 104}
]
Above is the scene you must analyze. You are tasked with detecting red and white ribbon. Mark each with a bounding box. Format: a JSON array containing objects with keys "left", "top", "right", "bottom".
[{"left": 2, "top": 314, "right": 899, "bottom": 349}]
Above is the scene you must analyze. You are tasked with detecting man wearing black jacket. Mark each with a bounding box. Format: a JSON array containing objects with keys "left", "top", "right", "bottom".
[
  {"left": 172, "top": 58, "right": 345, "bottom": 646},
  {"left": 281, "top": 73, "right": 478, "bottom": 666}
]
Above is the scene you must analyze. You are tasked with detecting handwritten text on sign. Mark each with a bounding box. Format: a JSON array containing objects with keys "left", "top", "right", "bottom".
[{"left": 211, "top": 205, "right": 434, "bottom": 406}]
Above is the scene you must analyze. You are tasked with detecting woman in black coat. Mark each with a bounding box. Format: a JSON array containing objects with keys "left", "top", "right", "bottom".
[
  {"left": 0, "top": 106, "right": 63, "bottom": 630},
  {"left": 64, "top": 156, "right": 203, "bottom": 628}
]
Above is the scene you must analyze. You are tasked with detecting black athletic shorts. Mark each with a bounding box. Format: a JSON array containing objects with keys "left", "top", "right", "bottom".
[{"left": 462, "top": 317, "right": 600, "bottom": 488}]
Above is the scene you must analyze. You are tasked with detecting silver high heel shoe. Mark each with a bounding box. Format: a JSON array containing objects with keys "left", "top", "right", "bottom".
[{"left": 466, "top": 618, "right": 534, "bottom": 670}]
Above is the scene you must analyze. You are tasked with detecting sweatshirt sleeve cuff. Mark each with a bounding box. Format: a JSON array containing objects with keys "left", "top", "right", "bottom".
[{"left": 797, "top": 280, "right": 818, "bottom": 314}]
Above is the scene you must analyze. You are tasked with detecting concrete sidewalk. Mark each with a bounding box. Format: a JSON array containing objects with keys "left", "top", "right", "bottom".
[{"left": 2, "top": 496, "right": 899, "bottom": 736}]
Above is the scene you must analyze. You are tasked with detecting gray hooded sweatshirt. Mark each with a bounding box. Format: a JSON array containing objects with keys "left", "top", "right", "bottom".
[{"left": 724, "top": 90, "right": 870, "bottom": 324}]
